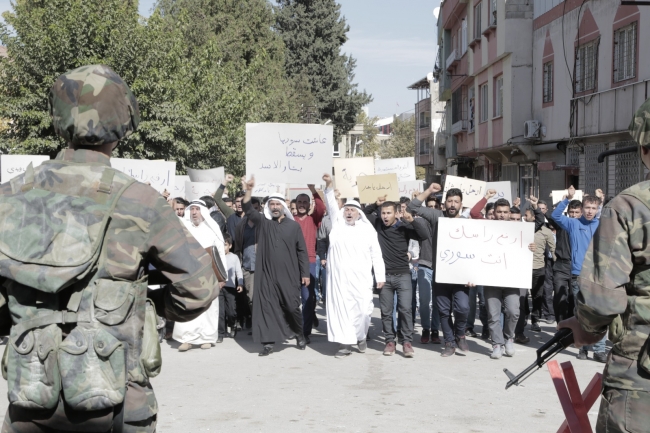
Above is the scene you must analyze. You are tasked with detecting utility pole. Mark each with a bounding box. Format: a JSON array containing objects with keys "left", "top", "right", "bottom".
[{"left": 301, "top": 106, "right": 319, "bottom": 124}]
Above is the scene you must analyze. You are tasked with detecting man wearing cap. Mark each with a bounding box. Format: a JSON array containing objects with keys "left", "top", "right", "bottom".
[
  {"left": 320, "top": 174, "right": 385, "bottom": 358},
  {"left": 559, "top": 97, "right": 650, "bottom": 432},
  {"left": 241, "top": 176, "right": 310, "bottom": 356},
  {"left": 0, "top": 65, "right": 219, "bottom": 432}
]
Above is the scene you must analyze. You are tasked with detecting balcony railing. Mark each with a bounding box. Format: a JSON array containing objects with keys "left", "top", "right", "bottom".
[
  {"left": 446, "top": 49, "right": 460, "bottom": 72},
  {"left": 451, "top": 120, "right": 467, "bottom": 135}
]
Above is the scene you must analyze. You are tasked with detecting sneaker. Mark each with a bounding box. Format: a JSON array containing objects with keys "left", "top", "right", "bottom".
[
  {"left": 531, "top": 323, "right": 542, "bottom": 332},
  {"left": 335, "top": 345, "right": 352, "bottom": 359},
  {"left": 383, "top": 341, "right": 396, "bottom": 356},
  {"left": 456, "top": 336, "right": 469, "bottom": 352},
  {"left": 440, "top": 342, "right": 456, "bottom": 357},
  {"left": 593, "top": 351, "right": 608, "bottom": 363},
  {"left": 514, "top": 334, "right": 530, "bottom": 345},
  {"left": 544, "top": 317, "right": 555, "bottom": 324},
  {"left": 430, "top": 330, "right": 442, "bottom": 344},
  {"left": 178, "top": 343, "right": 192, "bottom": 352},
  {"left": 357, "top": 339, "right": 367, "bottom": 353},
  {"left": 465, "top": 328, "right": 478, "bottom": 338},
  {"left": 504, "top": 339, "right": 516, "bottom": 357},
  {"left": 201, "top": 343, "right": 212, "bottom": 349},
  {"left": 403, "top": 342, "right": 415, "bottom": 358},
  {"left": 420, "top": 329, "right": 430, "bottom": 344},
  {"left": 576, "top": 350, "right": 588, "bottom": 361},
  {"left": 490, "top": 344, "right": 503, "bottom": 359}
]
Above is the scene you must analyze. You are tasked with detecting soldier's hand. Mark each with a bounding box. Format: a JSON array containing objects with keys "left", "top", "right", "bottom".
[
  {"left": 224, "top": 174, "right": 234, "bottom": 185},
  {"left": 567, "top": 185, "right": 576, "bottom": 200},
  {"left": 427, "top": 183, "right": 442, "bottom": 194},
  {"left": 557, "top": 317, "right": 607, "bottom": 348},
  {"left": 485, "top": 189, "right": 497, "bottom": 200}
]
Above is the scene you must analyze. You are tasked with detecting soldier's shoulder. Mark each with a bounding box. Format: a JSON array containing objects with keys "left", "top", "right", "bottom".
[{"left": 609, "top": 181, "right": 650, "bottom": 214}]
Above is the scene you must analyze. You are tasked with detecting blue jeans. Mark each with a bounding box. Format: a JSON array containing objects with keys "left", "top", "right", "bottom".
[
  {"left": 301, "top": 262, "right": 318, "bottom": 337},
  {"left": 467, "top": 285, "right": 488, "bottom": 332},
  {"left": 314, "top": 256, "right": 322, "bottom": 302},
  {"left": 417, "top": 267, "right": 440, "bottom": 332},
  {"left": 571, "top": 279, "right": 607, "bottom": 354}
]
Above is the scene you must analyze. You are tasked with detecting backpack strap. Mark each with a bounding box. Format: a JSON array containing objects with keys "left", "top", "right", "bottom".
[
  {"left": 11, "top": 310, "right": 91, "bottom": 338},
  {"left": 95, "top": 168, "right": 115, "bottom": 204}
]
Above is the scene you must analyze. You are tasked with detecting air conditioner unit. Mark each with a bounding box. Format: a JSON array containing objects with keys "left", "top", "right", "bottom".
[{"left": 524, "top": 120, "right": 541, "bottom": 139}]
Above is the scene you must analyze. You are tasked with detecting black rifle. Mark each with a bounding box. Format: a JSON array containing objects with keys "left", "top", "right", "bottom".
[{"left": 504, "top": 328, "right": 574, "bottom": 389}]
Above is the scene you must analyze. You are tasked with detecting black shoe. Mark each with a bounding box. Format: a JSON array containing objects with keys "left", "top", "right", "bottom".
[
  {"left": 216, "top": 336, "right": 224, "bottom": 343},
  {"left": 576, "top": 350, "right": 588, "bottom": 360},
  {"left": 481, "top": 330, "right": 490, "bottom": 340},
  {"left": 313, "top": 317, "right": 319, "bottom": 328},
  {"left": 440, "top": 342, "right": 456, "bottom": 357},
  {"left": 514, "top": 334, "right": 530, "bottom": 345},
  {"left": 456, "top": 336, "right": 469, "bottom": 352},
  {"left": 297, "top": 335, "right": 307, "bottom": 350},
  {"left": 247, "top": 331, "right": 252, "bottom": 336},
  {"left": 259, "top": 346, "right": 273, "bottom": 356},
  {"left": 305, "top": 336, "right": 311, "bottom": 345},
  {"left": 465, "top": 328, "right": 478, "bottom": 338},
  {"left": 530, "top": 323, "right": 541, "bottom": 332},
  {"left": 593, "top": 352, "right": 608, "bottom": 363}
]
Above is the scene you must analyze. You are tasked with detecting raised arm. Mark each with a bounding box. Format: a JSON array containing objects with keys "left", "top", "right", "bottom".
[
  {"left": 322, "top": 174, "right": 339, "bottom": 224},
  {"left": 527, "top": 195, "right": 545, "bottom": 232},
  {"left": 408, "top": 182, "right": 443, "bottom": 226},
  {"left": 242, "top": 176, "right": 262, "bottom": 226},
  {"left": 309, "top": 184, "right": 326, "bottom": 225},
  {"left": 213, "top": 174, "right": 235, "bottom": 218},
  {"left": 551, "top": 199, "right": 572, "bottom": 232}
]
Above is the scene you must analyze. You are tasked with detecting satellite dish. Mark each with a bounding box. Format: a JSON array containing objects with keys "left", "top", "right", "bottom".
[
  {"left": 427, "top": 72, "right": 434, "bottom": 82},
  {"left": 433, "top": 7, "right": 440, "bottom": 19}
]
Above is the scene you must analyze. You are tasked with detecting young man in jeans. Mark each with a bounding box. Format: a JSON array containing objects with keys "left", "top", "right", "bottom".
[
  {"left": 364, "top": 197, "right": 428, "bottom": 358},
  {"left": 551, "top": 186, "right": 606, "bottom": 362}
]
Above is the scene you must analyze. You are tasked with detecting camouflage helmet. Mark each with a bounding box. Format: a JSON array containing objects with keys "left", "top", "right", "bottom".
[
  {"left": 629, "top": 97, "right": 650, "bottom": 147},
  {"left": 49, "top": 65, "right": 140, "bottom": 146}
]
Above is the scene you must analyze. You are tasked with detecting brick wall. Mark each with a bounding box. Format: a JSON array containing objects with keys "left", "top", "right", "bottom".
[{"left": 506, "top": 0, "right": 534, "bottom": 20}]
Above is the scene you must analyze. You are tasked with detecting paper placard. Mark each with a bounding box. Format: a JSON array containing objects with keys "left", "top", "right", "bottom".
[
  {"left": 333, "top": 157, "right": 374, "bottom": 199},
  {"left": 398, "top": 180, "right": 425, "bottom": 199},
  {"left": 185, "top": 181, "right": 218, "bottom": 202},
  {"left": 442, "top": 175, "right": 486, "bottom": 208},
  {"left": 435, "top": 218, "right": 535, "bottom": 289},
  {"left": 187, "top": 167, "right": 224, "bottom": 184},
  {"left": 252, "top": 182, "right": 286, "bottom": 197},
  {"left": 173, "top": 175, "right": 190, "bottom": 199},
  {"left": 551, "top": 189, "right": 583, "bottom": 205},
  {"left": 357, "top": 174, "right": 399, "bottom": 204},
  {"left": 1, "top": 155, "right": 50, "bottom": 183},
  {"left": 486, "top": 181, "right": 513, "bottom": 204},
  {"left": 246, "top": 123, "right": 333, "bottom": 184},
  {"left": 374, "top": 157, "right": 416, "bottom": 182},
  {"left": 110, "top": 158, "right": 176, "bottom": 194}
]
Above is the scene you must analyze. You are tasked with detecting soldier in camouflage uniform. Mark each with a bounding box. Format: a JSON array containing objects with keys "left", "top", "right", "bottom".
[
  {"left": 0, "top": 65, "right": 219, "bottom": 432},
  {"left": 559, "top": 97, "right": 650, "bottom": 432}
]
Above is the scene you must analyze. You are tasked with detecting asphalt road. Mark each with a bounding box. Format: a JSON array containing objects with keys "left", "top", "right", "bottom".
[{"left": 0, "top": 299, "right": 606, "bottom": 432}]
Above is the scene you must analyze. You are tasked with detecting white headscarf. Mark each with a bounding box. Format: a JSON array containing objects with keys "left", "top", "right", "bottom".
[
  {"left": 263, "top": 193, "right": 295, "bottom": 221},
  {"left": 182, "top": 200, "right": 226, "bottom": 263},
  {"left": 335, "top": 198, "right": 370, "bottom": 226}
]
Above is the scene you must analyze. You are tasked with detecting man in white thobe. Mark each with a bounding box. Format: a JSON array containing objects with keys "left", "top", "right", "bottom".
[
  {"left": 173, "top": 199, "right": 226, "bottom": 351},
  {"left": 322, "top": 174, "right": 385, "bottom": 358}
]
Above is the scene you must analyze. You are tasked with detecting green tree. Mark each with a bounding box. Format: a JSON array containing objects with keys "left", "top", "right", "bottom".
[
  {"left": 356, "top": 110, "right": 379, "bottom": 158},
  {"left": 381, "top": 115, "right": 416, "bottom": 159},
  {"left": 274, "top": 0, "right": 371, "bottom": 140}
]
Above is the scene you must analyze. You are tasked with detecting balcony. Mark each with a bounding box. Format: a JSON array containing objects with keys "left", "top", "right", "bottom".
[
  {"left": 442, "top": 0, "right": 469, "bottom": 29},
  {"left": 451, "top": 120, "right": 467, "bottom": 135},
  {"left": 446, "top": 49, "right": 460, "bottom": 72}
]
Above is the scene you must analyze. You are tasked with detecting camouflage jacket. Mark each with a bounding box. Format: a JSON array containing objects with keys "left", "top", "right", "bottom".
[
  {"left": 0, "top": 149, "right": 218, "bottom": 422},
  {"left": 577, "top": 180, "right": 650, "bottom": 391}
]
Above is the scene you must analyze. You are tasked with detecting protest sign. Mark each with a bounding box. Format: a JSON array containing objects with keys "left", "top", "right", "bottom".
[
  {"left": 1, "top": 155, "right": 50, "bottom": 183},
  {"left": 246, "top": 123, "right": 333, "bottom": 184},
  {"left": 252, "top": 182, "right": 286, "bottom": 197},
  {"left": 442, "top": 175, "right": 486, "bottom": 208},
  {"left": 332, "top": 157, "right": 374, "bottom": 199},
  {"left": 374, "top": 157, "right": 416, "bottom": 182},
  {"left": 435, "top": 218, "right": 535, "bottom": 289},
  {"left": 551, "top": 189, "right": 583, "bottom": 205},
  {"left": 173, "top": 175, "right": 190, "bottom": 199},
  {"left": 486, "top": 181, "right": 513, "bottom": 204},
  {"left": 398, "top": 180, "right": 425, "bottom": 199},
  {"left": 185, "top": 181, "right": 218, "bottom": 202},
  {"left": 357, "top": 174, "right": 399, "bottom": 204},
  {"left": 187, "top": 167, "right": 224, "bottom": 184},
  {"left": 110, "top": 158, "right": 176, "bottom": 194}
]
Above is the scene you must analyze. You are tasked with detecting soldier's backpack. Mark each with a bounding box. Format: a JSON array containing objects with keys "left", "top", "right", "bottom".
[{"left": 0, "top": 161, "right": 162, "bottom": 411}]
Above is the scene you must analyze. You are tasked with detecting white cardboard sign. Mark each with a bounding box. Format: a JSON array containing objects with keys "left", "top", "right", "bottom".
[
  {"left": 398, "top": 180, "right": 425, "bottom": 199},
  {"left": 187, "top": 167, "right": 224, "bottom": 184},
  {"left": 442, "top": 175, "right": 486, "bottom": 208},
  {"left": 374, "top": 157, "right": 416, "bottom": 182},
  {"left": 185, "top": 181, "right": 218, "bottom": 202},
  {"left": 435, "top": 218, "right": 535, "bottom": 289},
  {"left": 252, "top": 182, "right": 286, "bottom": 197},
  {"left": 1, "top": 155, "right": 50, "bottom": 183},
  {"left": 333, "top": 157, "right": 375, "bottom": 199},
  {"left": 110, "top": 158, "right": 176, "bottom": 194},
  {"left": 173, "top": 175, "right": 190, "bottom": 199},
  {"left": 245, "top": 123, "right": 333, "bottom": 184},
  {"left": 486, "top": 181, "right": 513, "bottom": 204}
]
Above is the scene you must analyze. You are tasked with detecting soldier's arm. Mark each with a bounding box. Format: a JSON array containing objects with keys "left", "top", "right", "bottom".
[
  {"left": 146, "top": 195, "right": 218, "bottom": 322},
  {"left": 576, "top": 199, "right": 641, "bottom": 333}
]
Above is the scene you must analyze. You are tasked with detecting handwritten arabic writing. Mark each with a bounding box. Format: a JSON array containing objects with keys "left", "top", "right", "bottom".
[
  {"left": 448, "top": 226, "right": 523, "bottom": 248},
  {"left": 374, "top": 158, "right": 416, "bottom": 182},
  {"left": 361, "top": 182, "right": 393, "bottom": 191},
  {"left": 439, "top": 250, "right": 507, "bottom": 269}
]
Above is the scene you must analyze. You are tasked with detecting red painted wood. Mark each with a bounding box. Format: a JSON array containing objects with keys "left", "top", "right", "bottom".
[
  {"left": 557, "top": 373, "right": 603, "bottom": 433},
  {"left": 547, "top": 360, "right": 584, "bottom": 432},
  {"left": 560, "top": 362, "right": 592, "bottom": 432}
]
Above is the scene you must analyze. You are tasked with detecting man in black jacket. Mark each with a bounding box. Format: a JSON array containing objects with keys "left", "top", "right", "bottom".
[{"left": 364, "top": 196, "right": 428, "bottom": 358}]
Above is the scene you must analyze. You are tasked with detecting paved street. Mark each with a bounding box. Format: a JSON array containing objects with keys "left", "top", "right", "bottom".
[{"left": 0, "top": 299, "right": 605, "bottom": 432}]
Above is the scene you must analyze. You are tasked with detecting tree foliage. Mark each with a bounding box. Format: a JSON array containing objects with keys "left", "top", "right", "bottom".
[
  {"left": 274, "top": 0, "right": 371, "bottom": 141},
  {"left": 356, "top": 110, "right": 379, "bottom": 158},
  {"left": 382, "top": 115, "right": 415, "bottom": 159}
]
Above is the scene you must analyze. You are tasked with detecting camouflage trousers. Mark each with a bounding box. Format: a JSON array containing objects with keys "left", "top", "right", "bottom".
[{"left": 597, "top": 387, "right": 650, "bottom": 433}]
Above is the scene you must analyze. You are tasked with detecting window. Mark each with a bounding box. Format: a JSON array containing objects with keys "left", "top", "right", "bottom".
[
  {"left": 468, "top": 86, "right": 475, "bottom": 131},
  {"left": 614, "top": 22, "right": 636, "bottom": 83},
  {"left": 543, "top": 61, "right": 553, "bottom": 103},
  {"left": 489, "top": 0, "right": 497, "bottom": 26},
  {"left": 333, "top": 140, "right": 340, "bottom": 157},
  {"left": 474, "top": 2, "right": 482, "bottom": 40},
  {"left": 452, "top": 88, "right": 463, "bottom": 124},
  {"left": 419, "top": 137, "right": 430, "bottom": 155},
  {"left": 575, "top": 40, "right": 598, "bottom": 93},
  {"left": 419, "top": 111, "right": 430, "bottom": 128},
  {"left": 480, "top": 83, "right": 489, "bottom": 123},
  {"left": 494, "top": 76, "right": 503, "bottom": 117},
  {"left": 461, "top": 19, "right": 468, "bottom": 55}
]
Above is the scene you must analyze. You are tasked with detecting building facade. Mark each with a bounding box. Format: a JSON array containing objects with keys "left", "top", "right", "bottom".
[{"left": 409, "top": 77, "right": 444, "bottom": 185}]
